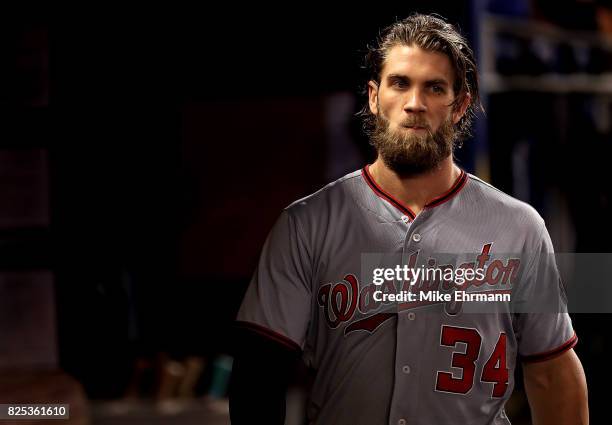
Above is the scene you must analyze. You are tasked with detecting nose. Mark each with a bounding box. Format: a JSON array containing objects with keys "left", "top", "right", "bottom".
[{"left": 403, "top": 87, "right": 427, "bottom": 113}]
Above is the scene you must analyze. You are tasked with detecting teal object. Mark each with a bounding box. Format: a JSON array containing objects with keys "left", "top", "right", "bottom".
[{"left": 208, "top": 354, "right": 234, "bottom": 398}]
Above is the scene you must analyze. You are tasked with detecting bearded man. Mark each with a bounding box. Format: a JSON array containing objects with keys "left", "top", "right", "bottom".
[{"left": 230, "top": 14, "right": 588, "bottom": 425}]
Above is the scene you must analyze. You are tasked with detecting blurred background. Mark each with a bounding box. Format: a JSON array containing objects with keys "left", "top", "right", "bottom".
[{"left": 1, "top": 0, "right": 611, "bottom": 424}]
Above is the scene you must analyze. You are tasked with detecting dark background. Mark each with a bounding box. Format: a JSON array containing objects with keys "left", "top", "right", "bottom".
[{"left": 1, "top": 1, "right": 610, "bottom": 423}]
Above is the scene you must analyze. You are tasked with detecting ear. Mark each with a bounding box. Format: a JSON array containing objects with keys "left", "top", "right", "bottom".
[
  {"left": 368, "top": 80, "right": 379, "bottom": 115},
  {"left": 452, "top": 92, "right": 471, "bottom": 125}
]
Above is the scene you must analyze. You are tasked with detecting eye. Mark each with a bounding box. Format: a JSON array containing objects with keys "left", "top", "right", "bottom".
[
  {"left": 392, "top": 79, "right": 407, "bottom": 88},
  {"left": 431, "top": 85, "right": 445, "bottom": 94}
]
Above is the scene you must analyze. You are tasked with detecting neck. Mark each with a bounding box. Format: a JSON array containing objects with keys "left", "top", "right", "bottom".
[{"left": 368, "top": 156, "right": 461, "bottom": 216}]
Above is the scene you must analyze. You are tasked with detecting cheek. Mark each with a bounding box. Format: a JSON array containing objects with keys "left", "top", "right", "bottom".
[
  {"left": 379, "top": 92, "right": 402, "bottom": 109},
  {"left": 434, "top": 106, "right": 454, "bottom": 123},
  {"left": 383, "top": 97, "right": 406, "bottom": 118}
]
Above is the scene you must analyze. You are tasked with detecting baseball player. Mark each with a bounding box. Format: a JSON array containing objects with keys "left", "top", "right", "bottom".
[{"left": 229, "top": 14, "right": 588, "bottom": 425}]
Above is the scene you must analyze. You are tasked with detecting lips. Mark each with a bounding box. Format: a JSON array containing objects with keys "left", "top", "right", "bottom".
[{"left": 402, "top": 121, "right": 429, "bottom": 129}]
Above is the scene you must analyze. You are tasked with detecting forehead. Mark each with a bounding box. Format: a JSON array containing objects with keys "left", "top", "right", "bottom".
[{"left": 381, "top": 44, "right": 454, "bottom": 83}]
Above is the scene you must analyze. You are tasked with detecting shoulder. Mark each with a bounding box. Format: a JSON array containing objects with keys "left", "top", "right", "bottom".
[
  {"left": 464, "top": 173, "right": 546, "bottom": 233},
  {"left": 283, "top": 169, "right": 363, "bottom": 218}
]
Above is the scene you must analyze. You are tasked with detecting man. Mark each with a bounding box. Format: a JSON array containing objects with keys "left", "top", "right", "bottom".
[{"left": 230, "top": 14, "right": 588, "bottom": 424}]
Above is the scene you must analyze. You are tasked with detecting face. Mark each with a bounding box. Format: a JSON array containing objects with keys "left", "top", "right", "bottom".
[{"left": 368, "top": 44, "right": 468, "bottom": 176}]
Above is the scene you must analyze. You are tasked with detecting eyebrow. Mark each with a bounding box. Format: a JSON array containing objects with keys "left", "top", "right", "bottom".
[
  {"left": 424, "top": 79, "right": 450, "bottom": 86},
  {"left": 386, "top": 74, "right": 450, "bottom": 86}
]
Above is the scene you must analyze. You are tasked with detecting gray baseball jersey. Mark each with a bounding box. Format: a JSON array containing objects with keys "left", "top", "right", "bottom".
[{"left": 236, "top": 165, "right": 576, "bottom": 425}]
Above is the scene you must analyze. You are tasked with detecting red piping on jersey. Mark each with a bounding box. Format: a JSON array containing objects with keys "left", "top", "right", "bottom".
[
  {"left": 520, "top": 333, "right": 578, "bottom": 363},
  {"left": 424, "top": 169, "right": 468, "bottom": 208},
  {"left": 361, "top": 165, "right": 467, "bottom": 219},
  {"left": 235, "top": 320, "right": 301, "bottom": 352},
  {"left": 362, "top": 165, "right": 417, "bottom": 219}
]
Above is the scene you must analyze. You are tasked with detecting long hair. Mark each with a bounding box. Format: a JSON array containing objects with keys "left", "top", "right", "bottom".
[{"left": 358, "top": 14, "right": 483, "bottom": 141}]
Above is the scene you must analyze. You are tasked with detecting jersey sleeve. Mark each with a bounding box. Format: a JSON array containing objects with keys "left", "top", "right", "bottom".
[
  {"left": 236, "top": 209, "right": 312, "bottom": 352},
  {"left": 514, "top": 222, "right": 577, "bottom": 363}
]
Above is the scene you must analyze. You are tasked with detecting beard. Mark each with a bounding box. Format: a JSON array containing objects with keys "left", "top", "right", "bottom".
[{"left": 370, "top": 111, "right": 457, "bottom": 177}]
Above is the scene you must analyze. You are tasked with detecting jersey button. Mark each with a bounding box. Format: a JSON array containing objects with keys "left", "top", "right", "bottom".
[
  {"left": 407, "top": 312, "right": 416, "bottom": 320},
  {"left": 412, "top": 233, "right": 422, "bottom": 242},
  {"left": 398, "top": 419, "right": 407, "bottom": 425},
  {"left": 402, "top": 365, "right": 411, "bottom": 374},
  {"left": 401, "top": 215, "right": 410, "bottom": 224}
]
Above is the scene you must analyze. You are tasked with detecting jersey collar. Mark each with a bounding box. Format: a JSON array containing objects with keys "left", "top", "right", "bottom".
[{"left": 361, "top": 164, "right": 468, "bottom": 221}]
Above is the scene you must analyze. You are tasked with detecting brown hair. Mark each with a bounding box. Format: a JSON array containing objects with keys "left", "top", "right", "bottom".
[{"left": 359, "top": 14, "right": 483, "bottom": 141}]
